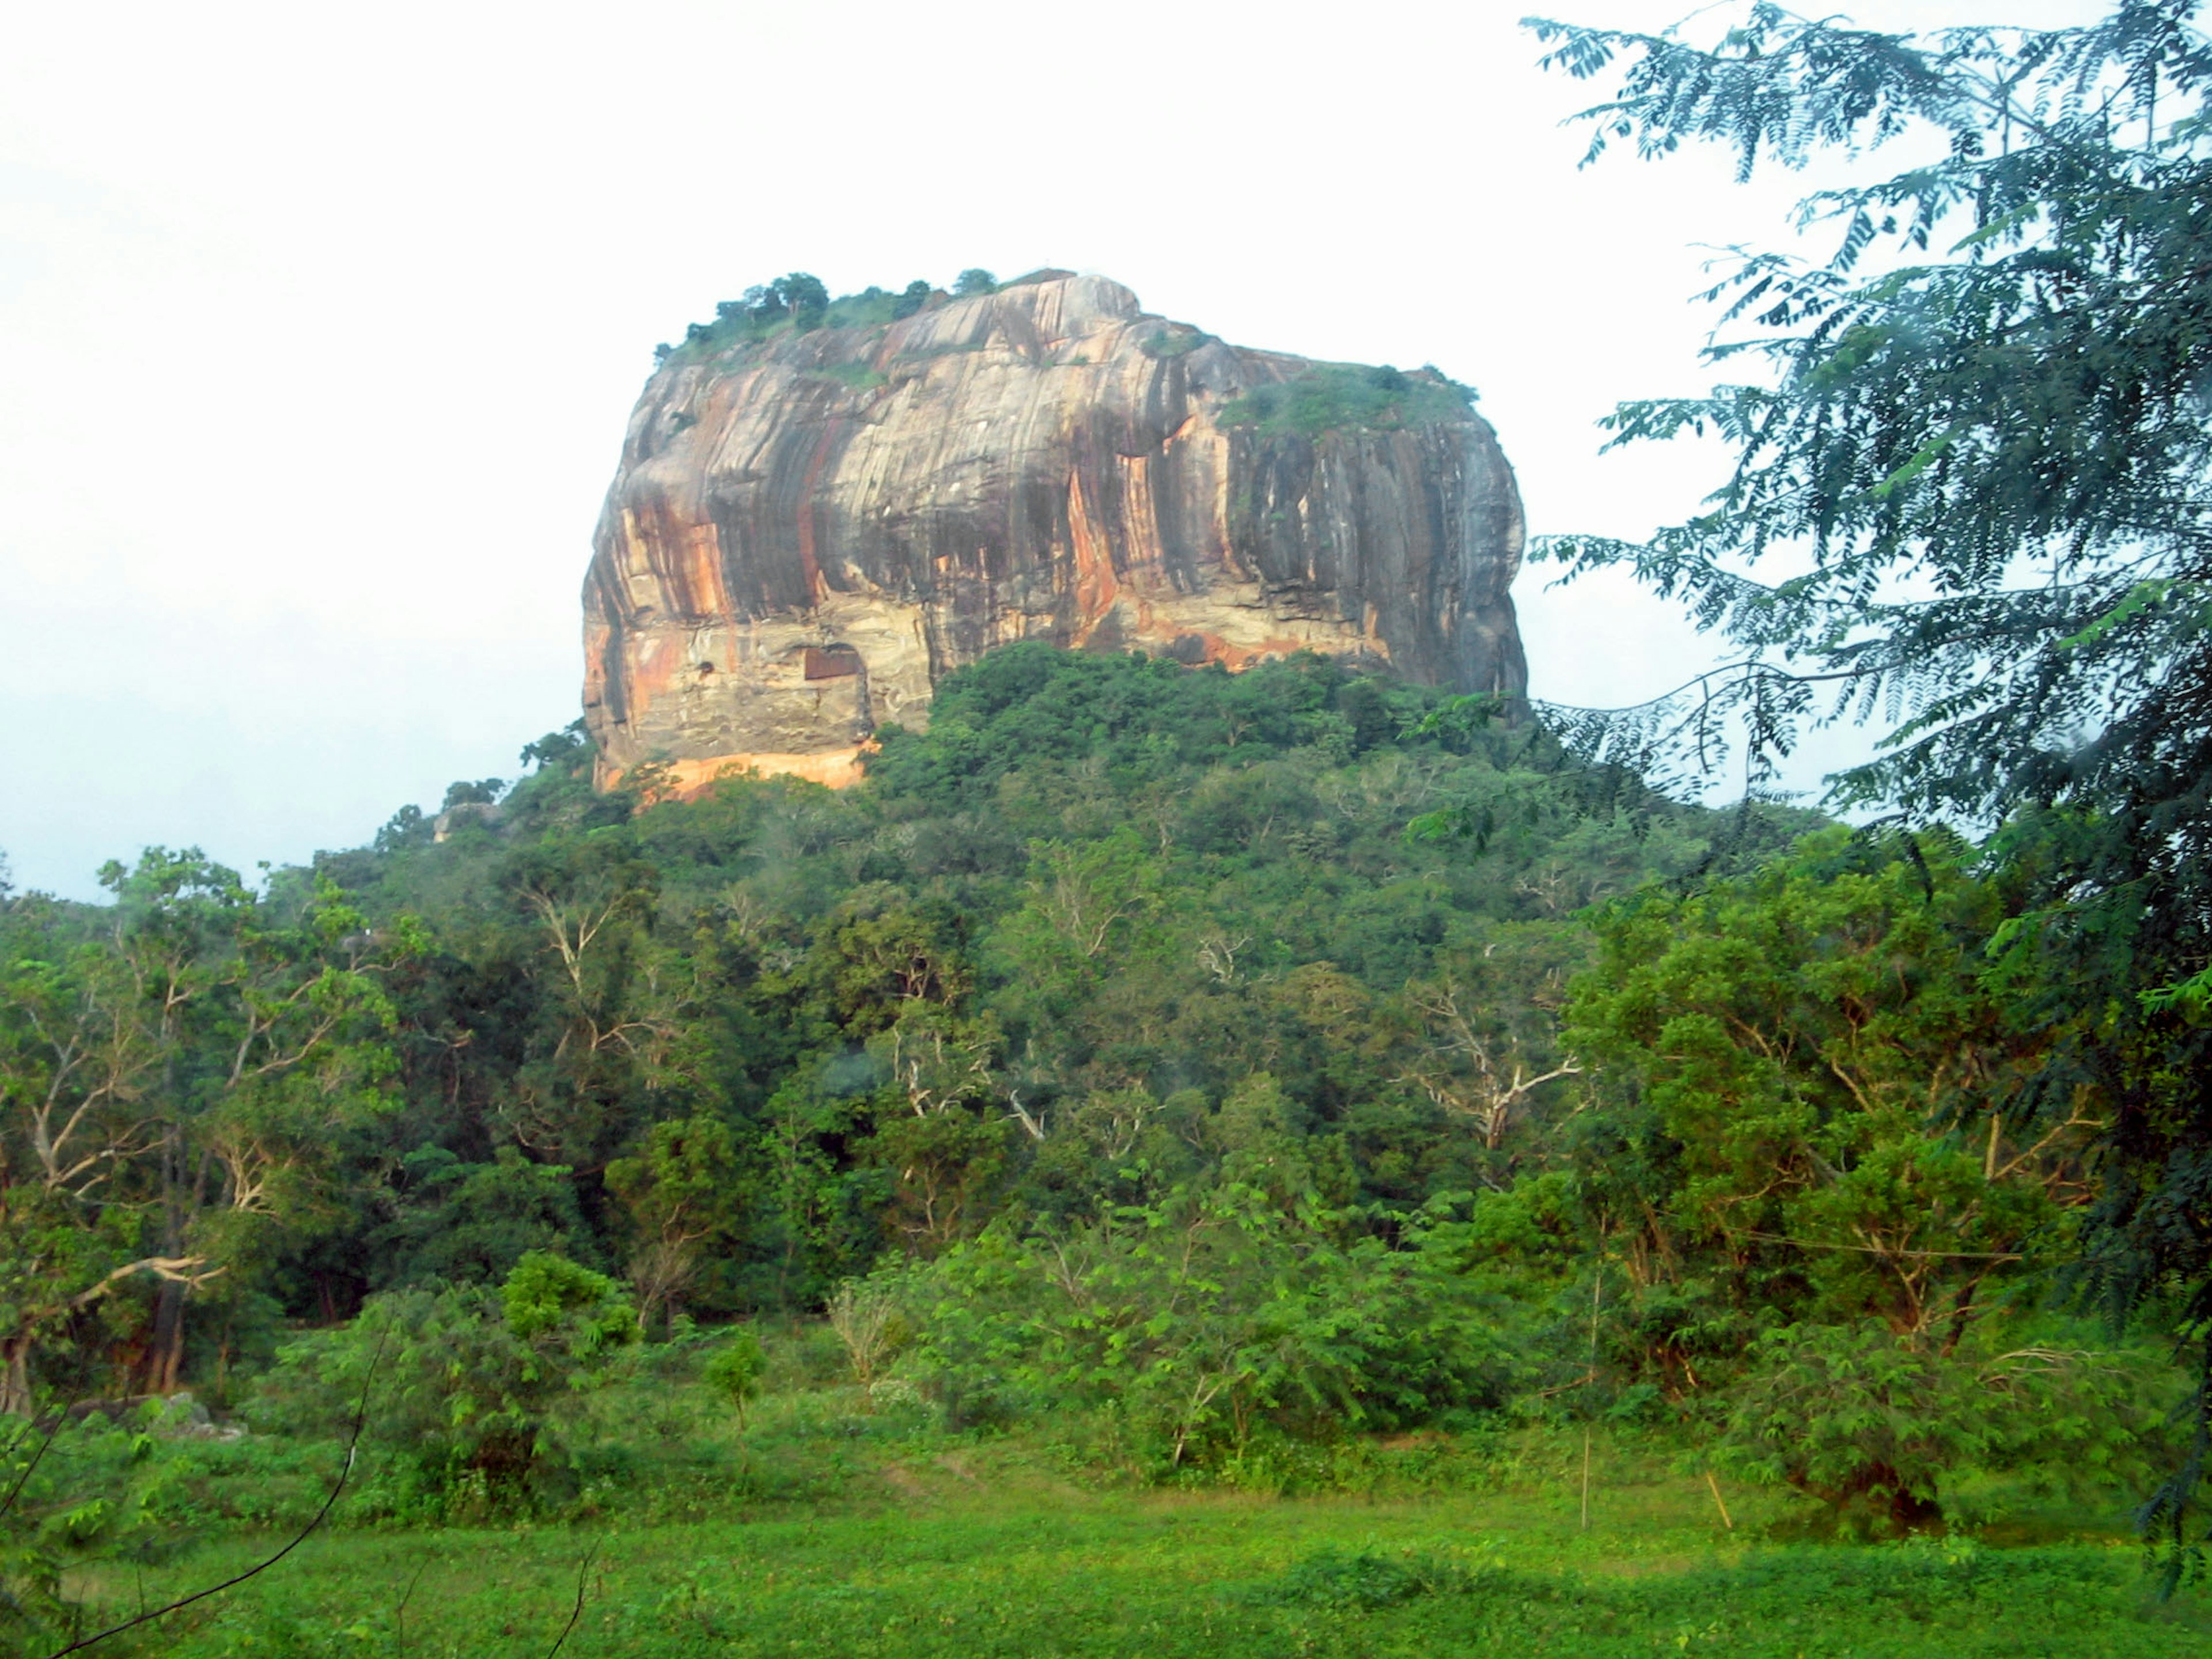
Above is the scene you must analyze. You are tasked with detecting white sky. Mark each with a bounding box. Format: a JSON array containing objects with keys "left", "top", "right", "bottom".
[{"left": 0, "top": 0, "right": 2108, "bottom": 899}]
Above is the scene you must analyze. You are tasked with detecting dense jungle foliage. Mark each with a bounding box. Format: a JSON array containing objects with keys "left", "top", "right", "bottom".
[
  {"left": 0, "top": 642, "right": 2184, "bottom": 1588},
  {"left": 1525, "top": 0, "right": 2212, "bottom": 1565}
]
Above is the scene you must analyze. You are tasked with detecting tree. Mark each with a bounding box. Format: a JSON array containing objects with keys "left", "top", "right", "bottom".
[
  {"left": 519, "top": 721, "right": 588, "bottom": 772},
  {"left": 0, "top": 853, "right": 411, "bottom": 1406},
  {"left": 442, "top": 779, "right": 504, "bottom": 810},
  {"left": 997, "top": 831, "right": 1166, "bottom": 977},
  {"left": 501, "top": 835, "right": 691, "bottom": 1167},
  {"left": 1402, "top": 960, "right": 1581, "bottom": 1161},
  {"left": 771, "top": 272, "right": 829, "bottom": 331},
  {"left": 374, "top": 804, "right": 431, "bottom": 853},
  {"left": 1527, "top": 1, "right": 2212, "bottom": 1557},
  {"left": 953, "top": 268, "right": 998, "bottom": 297},
  {"left": 605, "top": 1113, "right": 751, "bottom": 1329},
  {"left": 159, "top": 863, "right": 413, "bottom": 1391},
  {"left": 703, "top": 1329, "right": 764, "bottom": 1425},
  {"left": 1556, "top": 827, "right": 2172, "bottom": 1529},
  {"left": 1566, "top": 830, "right": 2092, "bottom": 1342}
]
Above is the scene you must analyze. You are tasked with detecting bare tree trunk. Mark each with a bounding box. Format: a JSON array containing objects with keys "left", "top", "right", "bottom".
[
  {"left": 155, "top": 1152, "right": 216, "bottom": 1392},
  {"left": 149, "top": 1126, "right": 194, "bottom": 1392},
  {"left": 156, "top": 1293, "right": 188, "bottom": 1392},
  {"left": 0, "top": 1336, "right": 32, "bottom": 1418},
  {"left": 215, "top": 1305, "right": 236, "bottom": 1403}
]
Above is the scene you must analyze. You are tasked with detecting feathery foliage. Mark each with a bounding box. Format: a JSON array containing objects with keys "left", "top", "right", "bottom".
[{"left": 1527, "top": 1, "right": 2212, "bottom": 1569}]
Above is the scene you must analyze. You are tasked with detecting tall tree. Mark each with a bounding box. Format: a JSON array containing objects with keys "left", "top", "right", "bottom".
[
  {"left": 1527, "top": 0, "right": 2212, "bottom": 1559},
  {"left": 0, "top": 855, "right": 410, "bottom": 1406}
]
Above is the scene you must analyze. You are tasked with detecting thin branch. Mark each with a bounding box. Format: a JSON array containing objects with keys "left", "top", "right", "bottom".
[
  {"left": 1737, "top": 1228, "right": 2025, "bottom": 1262},
  {"left": 66, "top": 1256, "right": 219, "bottom": 1314},
  {"left": 0, "top": 1398, "right": 74, "bottom": 1527},
  {"left": 393, "top": 1556, "right": 431, "bottom": 1659},
  {"left": 41, "top": 1329, "right": 389, "bottom": 1657},
  {"left": 545, "top": 1542, "right": 601, "bottom": 1659}
]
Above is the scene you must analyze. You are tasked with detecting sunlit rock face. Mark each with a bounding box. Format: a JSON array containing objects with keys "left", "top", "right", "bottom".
[{"left": 582, "top": 272, "right": 1527, "bottom": 787}]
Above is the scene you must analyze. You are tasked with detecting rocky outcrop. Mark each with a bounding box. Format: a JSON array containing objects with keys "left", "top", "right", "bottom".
[{"left": 583, "top": 273, "right": 1526, "bottom": 786}]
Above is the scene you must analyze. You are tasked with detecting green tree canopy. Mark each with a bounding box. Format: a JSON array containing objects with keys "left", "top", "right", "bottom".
[{"left": 1529, "top": 0, "right": 2212, "bottom": 1558}]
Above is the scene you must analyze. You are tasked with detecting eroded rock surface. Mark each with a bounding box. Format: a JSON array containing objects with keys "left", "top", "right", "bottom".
[{"left": 583, "top": 274, "right": 1526, "bottom": 786}]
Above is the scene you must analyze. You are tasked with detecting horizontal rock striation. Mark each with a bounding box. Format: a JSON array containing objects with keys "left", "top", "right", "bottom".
[{"left": 583, "top": 273, "right": 1526, "bottom": 784}]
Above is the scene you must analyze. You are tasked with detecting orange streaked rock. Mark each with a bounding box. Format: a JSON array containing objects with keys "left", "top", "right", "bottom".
[
  {"left": 582, "top": 274, "right": 1525, "bottom": 777},
  {"left": 601, "top": 747, "right": 872, "bottom": 798}
]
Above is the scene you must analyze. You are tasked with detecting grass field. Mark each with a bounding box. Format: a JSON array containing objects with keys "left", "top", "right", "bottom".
[{"left": 79, "top": 1426, "right": 2210, "bottom": 1659}]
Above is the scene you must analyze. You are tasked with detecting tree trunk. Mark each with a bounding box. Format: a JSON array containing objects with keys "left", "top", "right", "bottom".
[
  {"left": 147, "top": 1126, "right": 189, "bottom": 1392},
  {"left": 0, "top": 1335, "right": 34, "bottom": 1419},
  {"left": 154, "top": 1149, "right": 222, "bottom": 1393}
]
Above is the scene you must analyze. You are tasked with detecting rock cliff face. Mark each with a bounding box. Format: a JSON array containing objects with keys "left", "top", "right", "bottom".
[{"left": 583, "top": 273, "right": 1526, "bottom": 788}]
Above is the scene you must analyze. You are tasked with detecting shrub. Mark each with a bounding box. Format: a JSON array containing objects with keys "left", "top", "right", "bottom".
[
  {"left": 1263, "top": 1546, "right": 1479, "bottom": 1609},
  {"left": 251, "top": 1274, "right": 633, "bottom": 1517},
  {"left": 825, "top": 1279, "right": 908, "bottom": 1408},
  {"left": 1216, "top": 365, "right": 1473, "bottom": 438},
  {"left": 1139, "top": 326, "right": 1208, "bottom": 359},
  {"left": 703, "top": 1330, "right": 765, "bottom": 1425},
  {"left": 501, "top": 1249, "right": 637, "bottom": 1356},
  {"left": 0, "top": 1411, "right": 165, "bottom": 1642},
  {"left": 900, "top": 1184, "right": 1536, "bottom": 1467},
  {"left": 1714, "top": 1320, "right": 2170, "bottom": 1534}
]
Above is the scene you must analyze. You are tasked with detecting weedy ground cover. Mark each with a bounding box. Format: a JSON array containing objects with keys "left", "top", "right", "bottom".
[{"left": 79, "top": 1418, "right": 2207, "bottom": 1659}]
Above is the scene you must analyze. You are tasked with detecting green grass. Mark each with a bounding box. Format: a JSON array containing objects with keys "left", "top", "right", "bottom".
[
  {"left": 84, "top": 1418, "right": 2207, "bottom": 1658},
  {"left": 810, "top": 359, "right": 889, "bottom": 393},
  {"left": 59, "top": 1346, "right": 2205, "bottom": 1658},
  {"left": 1215, "top": 364, "right": 1474, "bottom": 440},
  {"left": 1139, "top": 325, "right": 1210, "bottom": 359}
]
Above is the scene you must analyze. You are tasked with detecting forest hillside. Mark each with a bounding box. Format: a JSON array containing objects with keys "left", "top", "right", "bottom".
[{"left": 4, "top": 648, "right": 2179, "bottom": 1551}]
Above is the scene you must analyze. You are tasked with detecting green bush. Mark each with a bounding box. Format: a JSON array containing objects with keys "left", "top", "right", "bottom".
[
  {"left": 1261, "top": 1546, "right": 1481, "bottom": 1609},
  {"left": 1216, "top": 364, "right": 1474, "bottom": 438},
  {"left": 0, "top": 1410, "right": 165, "bottom": 1643},
  {"left": 703, "top": 1330, "right": 765, "bottom": 1424},
  {"left": 501, "top": 1249, "right": 637, "bottom": 1356},
  {"left": 250, "top": 1277, "right": 631, "bottom": 1518},
  {"left": 899, "top": 1182, "right": 1538, "bottom": 1468},
  {"left": 154, "top": 1430, "right": 342, "bottom": 1529},
  {"left": 1714, "top": 1320, "right": 2171, "bottom": 1534},
  {"left": 1139, "top": 326, "right": 1208, "bottom": 359},
  {"left": 814, "top": 359, "right": 888, "bottom": 392}
]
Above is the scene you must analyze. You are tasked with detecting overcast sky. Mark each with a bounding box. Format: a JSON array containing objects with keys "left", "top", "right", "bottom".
[{"left": 0, "top": 0, "right": 2108, "bottom": 899}]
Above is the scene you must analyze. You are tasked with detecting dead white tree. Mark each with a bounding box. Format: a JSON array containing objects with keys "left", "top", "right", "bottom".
[
  {"left": 1194, "top": 931, "right": 1251, "bottom": 986},
  {"left": 1004, "top": 1089, "right": 1047, "bottom": 1142},
  {"left": 1407, "top": 978, "right": 1582, "bottom": 1150},
  {"left": 826, "top": 1279, "right": 905, "bottom": 1410},
  {"left": 521, "top": 885, "right": 677, "bottom": 1060},
  {"left": 880, "top": 1019, "right": 996, "bottom": 1118}
]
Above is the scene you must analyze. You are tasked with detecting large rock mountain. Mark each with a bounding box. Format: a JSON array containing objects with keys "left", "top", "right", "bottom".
[{"left": 583, "top": 272, "right": 1527, "bottom": 788}]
